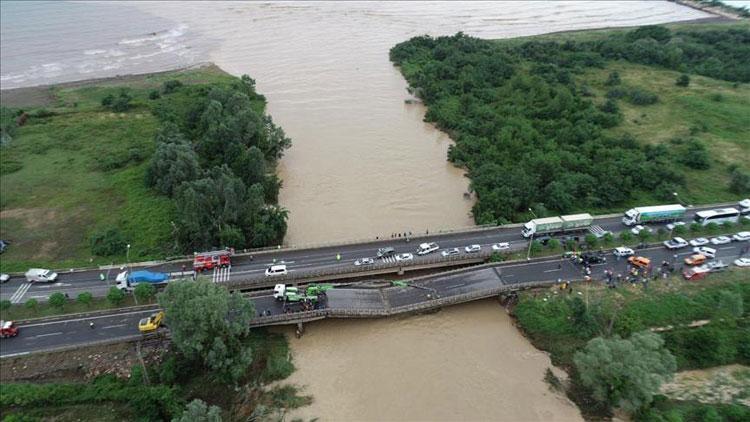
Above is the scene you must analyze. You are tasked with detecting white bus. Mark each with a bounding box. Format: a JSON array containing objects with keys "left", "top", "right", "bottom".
[{"left": 693, "top": 207, "right": 740, "bottom": 226}]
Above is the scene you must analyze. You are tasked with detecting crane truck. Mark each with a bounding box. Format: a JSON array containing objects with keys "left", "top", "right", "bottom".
[
  {"left": 521, "top": 214, "right": 593, "bottom": 238},
  {"left": 622, "top": 204, "right": 686, "bottom": 226}
]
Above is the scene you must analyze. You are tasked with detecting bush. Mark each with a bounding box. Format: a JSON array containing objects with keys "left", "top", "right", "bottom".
[
  {"left": 673, "top": 225, "right": 687, "bottom": 235},
  {"left": 678, "top": 140, "right": 710, "bottom": 169},
  {"left": 0, "top": 299, "right": 11, "bottom": 311},
  {"left": 584, "top": 234, "right": 598, "bottom": 249},
  {"left": 162, "top": 80, "right": 183, "bottom": 94},
  {"left": 627, "top": 87, "right": 659, "bottom": 105},
  {"left": 710, "top": 93, "right": 724, "bottom": 102},
  {"left": 48, "top": 292, "right": 66, "bottom": 309},
  {"left": 529, "top": 240, "right": 543, "bottom": 256},
  {"left": 619, "top": 231, "right": 633, "bottom": 242},
  {"left": 690, "top": 222, "right": 702, "bottom": 232},
  {"left": 102, "top": 89, "right": 132, "bottom": 112},
  {"left": 705, "top": 222, "right": 719, "bottom": 234},
  {"left": 728, "top": 166, "right": 750, "bottom": 194},
  {"left": 77, "top": 292, "right": 93, "bottom": 306},
  {"left": 148, "top": 90, "right": 161, "bottom": 100},
  {"left": 675, "top": 74, "right": 690, "bottom": 87},
  {"left": 107, "top": 287, "right": 125, "bottom": 306},
  {"left": 604, "top": 71, "right": 621, "bottom": 86},
  {"left": 24, "top": 299, "right": 38, "bottom": 311},
  {"left": 134, "top": 283, "right": 156, "bottom": 303},
  {"left": 90, "top": 227, "right": 126, "bottom": 257}
]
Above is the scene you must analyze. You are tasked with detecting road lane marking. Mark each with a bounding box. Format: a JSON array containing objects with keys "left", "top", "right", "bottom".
[
  {"left": 102, "top": 324, "right": 127, "bottom": 329},
  {"left": 32, "top": 332, "right": 63, "bottom": 338},
  {"left": 10, "top": 283, "right": 32, "bottom": 304},
  {"left": 22, "top": 309, "right": 156, "bottom": 328},
  {"left": 543, "top": 268, "right": 561, "bottom": 273}
]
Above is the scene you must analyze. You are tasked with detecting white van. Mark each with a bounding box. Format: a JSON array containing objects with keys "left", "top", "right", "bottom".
[
  {"left": 693, "top": 246, "right": 717, "bottom": 259},
  {"left": 25, "top": 268, "right": 58, "bottom": 283},
  {"left": 265, "top": 264, "right": 288, "bottom": 277},
  {"left": 417, "top": 242, "right": 439, "bottom": 256}
]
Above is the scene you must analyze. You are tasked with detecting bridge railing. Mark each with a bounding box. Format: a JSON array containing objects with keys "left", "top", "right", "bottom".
[{"left": 224, "top": 249, "right": 495, "bottom": 289}]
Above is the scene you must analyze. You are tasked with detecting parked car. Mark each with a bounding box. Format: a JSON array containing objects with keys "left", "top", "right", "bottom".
[
  {"left": 416, "top": 242, "right": 439, "bottom": 256},
  {"left": 734, "top": 257, "right": 750, "bottom": 267},
  {"left": 491, "top": 242, "right": 510, "bottom": 251},
  {"left": 630, "top": 225, "right": 652, "bottom": 235},
  {"left": 666, "top": 222, "right": 687, "bottom": 231},
  {"left": 465, "top": 244, "right": 481, "bottom": 253},
  {"left": 684, "top": 254, "right": 707, "bottom": 266},
  {"left": 265, "top": 265, "right": 288, "bottom": 277},
  {"left": 628, "top": 256, "right": 651, "bottom": 268},
  {"left": 354, "top": 257, "right": 375, "bottom": 266},
  {"left": 663, "top": 237, "right": 689, "bottom": 249},
  {"left": 689, "top": 238, "right": 709, "bottom": 247},
  {"left": 710, "top": 236, "right": 732, "bottom": 245},
  {"left": 441, "top": 248, "right": 460, "bottom": 257},
  {"left": 395, "top": 253, "right": 414, "bottom": 262},
  {"left": 0, "top": 240, "right": 8, "bottom": 254},
  {"left": 581, "top": 252, "right": 607, "bottom": 264},
  {"left": 0, "top": 274, "right": 9, "bottom": 284},
  {"left": 705, "top": 260, "right": 728, "bottom": 272},
  {"left": 376, "top": 247, "right": 396, "bottom": 258},
  {"left": 692, "top": 246, "right": 716, "bottom": 259},
  {"left": 732, "top": 231, "right": 750, "bottom": 242},
  {"left": 613, "top": 246, "right": 634, "bottom": 257}
]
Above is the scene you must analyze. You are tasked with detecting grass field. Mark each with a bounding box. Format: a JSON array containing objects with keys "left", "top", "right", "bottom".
[{"left": 0, "top": 65, "right": 237, "bottom": 272}]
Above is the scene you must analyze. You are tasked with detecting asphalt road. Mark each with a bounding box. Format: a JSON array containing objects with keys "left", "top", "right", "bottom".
[
  {"left": 0, "top": 203, "right": 745, "bottom": 304},
  {"left": 2, "top": 239, "right": 747, "bottom": 357}
]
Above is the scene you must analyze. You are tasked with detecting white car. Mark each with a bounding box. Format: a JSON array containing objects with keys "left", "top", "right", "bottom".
[
  {"left": 734, "top": 257, "right": 750, "bottom": 267},
  {"left": 666, "top": 222, "right": 686, "bottom": 231},
  {"left": 416, "top": 242, "right": 439, "bottom": 256},
  {"left": 395, "top": 253, "right": 414, "bottom": 262},
  {"left": 441, "top": 248, "right": 460, "bottom": 257},
  {"left": 0, "top": 273, "right": 9, "bottom": 283},
  {"left": 692, "top": 246, "right": 716, "bottom": 259},
  {"left": 710, "top": 236, "right": 732, "bottom": 245},
  {"left": 630, "top": 225, "right": 652, "bottom": 235},
  {"left": 265, "top": 265, "right": 288, "bottom": 277},
  {"left": 492, "top": 242, "right": 510, "bottom": 251},
  {"left": 465, "top": 244, "right": 481, "bottom": 253},
  {"left": 354, "top": 257, "right": 375, "bottom": 266},
  {"left": 663, "top": 237, "right": 688, "bottom": 249},
  {"left": 739, "top": 198, "right": 750, "bottom": 209},
  {"left": 613, "top": 246, "right": 634, "bottom": 257},
  {"left": 733, "top": 231, "right": 750, "bottom": 242},
  {"left": 689, "top": 237, "right": 709, "bottom": 247}
]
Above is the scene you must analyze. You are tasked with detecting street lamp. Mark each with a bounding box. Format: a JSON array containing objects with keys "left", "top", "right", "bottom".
[
  {"left": 526, "top": 208, "right": 537, "bottom": 260},
  {"left": 126, "top": 244, "right": 131, "bottom": 272}
]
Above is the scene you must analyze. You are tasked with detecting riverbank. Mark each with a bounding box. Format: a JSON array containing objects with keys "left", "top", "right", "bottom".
[{"left": 511, "top": 270, "right": 750, "bottom": 419}]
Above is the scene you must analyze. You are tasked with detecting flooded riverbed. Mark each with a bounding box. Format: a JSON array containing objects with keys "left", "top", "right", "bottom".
[
  {"left": 278, "top": 300, "right": 583, "bottom": 421},
  {"left": 131, "top": 1, "right": 709, "bottom": 246}
]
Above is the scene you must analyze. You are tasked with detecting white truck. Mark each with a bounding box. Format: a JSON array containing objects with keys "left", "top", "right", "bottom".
[
  {"left": 622, "top": 204, "right": 686, "bottom": 226},
  {"left": 24, "top": 268, "right": 58, "bottom": 283},
  {"left": 521, "top": 214, "right": 593, "bottom": 238}
]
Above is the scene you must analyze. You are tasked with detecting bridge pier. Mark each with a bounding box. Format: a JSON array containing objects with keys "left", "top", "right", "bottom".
[
  {"left": 295, "top": 322, "right": 305, "bottom": 338},
  {"left": 397, "top": 266, "right": 404, "bottom": 275}
]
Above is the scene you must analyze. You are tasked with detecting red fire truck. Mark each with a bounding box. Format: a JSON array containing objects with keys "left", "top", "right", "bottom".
[
  {"left": 0, "top": 320, "right": 19, "bottom": 338},
  {"left": 193, "top": 249, "right": 233, "bottom": 272}
]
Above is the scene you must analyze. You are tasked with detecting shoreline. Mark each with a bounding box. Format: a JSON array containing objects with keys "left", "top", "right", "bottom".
[
  {"left": 0, "top": 62, "right": 223, "bottom": 108},
  {"left": 668, "top": 0, "right": 748, "bottom": 20}
]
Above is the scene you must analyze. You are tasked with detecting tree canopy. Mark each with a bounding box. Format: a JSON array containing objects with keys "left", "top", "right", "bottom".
[
  {"left": 158, "top": 280, "right": 255, "bottom": 383},
  {"left": 574, "top": 331, "right": 676, "bottom": 413}
]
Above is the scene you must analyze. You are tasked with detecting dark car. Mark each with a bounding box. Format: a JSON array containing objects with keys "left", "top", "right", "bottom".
[
  {"left": 376, "top": 247, "right": 395, "bottom": 258},
  {"left": 581, "top": 252, "right": 607, "bottom": 264},
  {"left": 0, "top": 240, "right": 8, "bottom": 254},
  {"left": 536, "top": 235, "right": 552, "bottom": 246}
]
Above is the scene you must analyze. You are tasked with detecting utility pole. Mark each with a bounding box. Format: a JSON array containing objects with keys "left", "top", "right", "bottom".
[{"left": 527, "top": 207, "right": 538, "bottom": 261}]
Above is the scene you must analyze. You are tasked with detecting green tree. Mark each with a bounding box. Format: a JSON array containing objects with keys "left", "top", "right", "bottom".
[
  {"left": 158, "top": 280, "right": 255, "bottom": 382},
  {"left": 585, "top": 234, "right": 598, "bottom": 249},
  {"left": 172, "top": 399, "right": 222, "bottom": 422},
  {"left": 24, "top": 299, "right": 38, "bottom": 312},
  {"left": 77, "top": 292, "right": 93, "bottom": 306},
  {"left": 574, "top": 331, "right": 676, "bottom": 412},
  {"left": 673, "top": 224, "right": 687, "bottom": 236},
  {"left": 529, "top": 240, "right": 543, "bottom": 256},
  {"left": 134, "top": 283, "right": 156, "bottom": 304},
  {"left": 90, "top": 227, "right": 127, "bottom": 257},
  {"left": 145, "top": 141, "right": 202, "bottom": 197},
  {"left": 602, "top": 232, "right": 614, "bottom": 245},
  {"left": 107, "top": 287, "right": 126, "bottom": 306},
  {"left": 637, "top": 228, "right": 652, "bottom": 243},
  {"left": 676, "top": 74, "right": 690, "bottom": 87},
  {"left": 547, "top": 238, "right": 560, "bottom": 250},
  {"left": 728, "top": 166, "right": 750, "bottom": 194},
  {"left": 619, "top": 231, "right": 633, "bottom": 243},
  {"left": 49, "top": 292, "right": 66, "bottom": 309}
]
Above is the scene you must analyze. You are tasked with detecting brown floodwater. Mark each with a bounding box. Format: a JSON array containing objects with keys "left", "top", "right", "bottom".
[
  {"left": 134, "top": 1, "right": 709, "bottom": 246},
  {"left": 278, "top": 300, "right": 583, "bottom": 421},
  {"left": 128, "top": 2, "right": 711, "bottom": 420}
]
